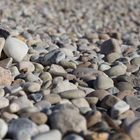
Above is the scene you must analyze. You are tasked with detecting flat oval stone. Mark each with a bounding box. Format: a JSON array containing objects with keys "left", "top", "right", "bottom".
[
  {"left": 30, "top": 112, "right": 48, "bottom": 125},
  {"left": 44, "top": 94, "right": 62, "bottom": 104},
  {"left": 59, "top": 90, "right": 85, "bottom": 99},
  {"left": 107, "top": 63, "right": 127, "bottom": 77},
  {"left": 71, "top": 98, "right": 90, "bottom": 108}
]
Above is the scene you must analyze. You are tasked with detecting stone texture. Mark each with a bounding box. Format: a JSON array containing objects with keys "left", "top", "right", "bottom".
[
  {"left": 59, "top": 90, "right": 85, "bottom": 99},
  {"left": 33, "top": 130, "right": 62, "bottom": 140},
  {"left": 8, "top": 118, "right": 38, "bottom": 139},
  {"left": 0, "top": 67, "right": 13, "bottom": 87},
  {"left": 49, "top": 109, "right": 87, "bottom": 134},
  {"left": 94, "top": 73, "right": 114, "bottom": 90}
]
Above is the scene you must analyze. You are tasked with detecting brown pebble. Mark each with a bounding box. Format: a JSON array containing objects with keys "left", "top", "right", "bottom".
[
  {"left": 30, "top": 112, "right": 47, "bottom": 125},
  {"left": 87, "top": 111, "right": 102, "bottom": 128},
  {"left": 0, "top": 67, "right": 13, "bottom": 87}
]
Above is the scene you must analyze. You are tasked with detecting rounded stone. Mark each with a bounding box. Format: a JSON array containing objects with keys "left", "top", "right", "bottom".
[
  {"left": 49, "top": 109, "right": 87, "bottom": 134},
  {"left": 87, "top": 111, "right": 102, "bottom": 128},
  {"left": 0, "top": 67, "right": 13, "bottom": 87},
  {"left": 30, "top": 112, "right": 48, "bottom": 125},
  {"left": 94, "top": 73, "right": 114, "bottom": 90},
  {"left": 131, "top": 57, "right": 140, "bottom": 66},
  {"left": 71, "top": 98, "right": 90, "bottom": 108},
  {"left": 3, "top": 36, "right": 28, "bottom": 62},
  {"left": 24, "top": 82, "right": 41, "bottom": 92},
  {"left": 63, "top": 134, "right": 84, "bottom": 140},
  {"left": 106, "top": 52, "right": 121, "bottom": 63},
  {"left": 116, "top": 82, "right": 133, "bottom": 91},
  {"left": 86, "top": 90, "right": 110, "bottom": 101},
  {"left": 44, "top": 94, "right": 62, "bottom": 104},
  {"left": 8, "top": 118, "right": 38, "bottom": 139},
  {"left": 18, "top": 61, "right": 35, "bottom": 73},
  {"left": 107, "top": 63, "right": 127, "bottom": 77},
  {"left": 32, "top": 130, "right": 62, "bottom": 140},
  {"left": 0, "top": 97, "right": 9, "bottom": 109},
  {"left": 0, "top": 119, "right": 8, "bottom": 138},
  {"left": 127, "top": 119, "right": 140, "bottom": 140},
  {"left": 59, "top": 90, "right": 85, "bottom": 99}
]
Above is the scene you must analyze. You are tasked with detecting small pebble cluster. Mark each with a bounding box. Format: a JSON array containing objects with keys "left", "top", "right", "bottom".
[{"left": 0, "top": 0, "right": 139, "bottom": 140}]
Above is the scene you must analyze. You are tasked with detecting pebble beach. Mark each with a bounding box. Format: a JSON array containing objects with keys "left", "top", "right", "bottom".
[{"left": 0, "top": 0, "right": 140, "bottom": 140}]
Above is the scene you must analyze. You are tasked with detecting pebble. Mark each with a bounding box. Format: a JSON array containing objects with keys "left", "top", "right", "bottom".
[
  {"left": 8, "top": 118, "right": 38, "bottom": 139},
  {"left": 24, "top": 82, "right": 41, "bottom": 92},
  {"left": 111, "top": 133, "right": 131, "bottom": 140},
  {"left": 130, "top": 57, "right": 140, "bottom": 66},
  {"left": 26, "top": 73, "right": 42, "bottom": 84},
  {"left": 94, "top": 73, "right": 114, "bottom": 90},
  {"left": 10, "top": 66, "right": 20, "bottom": 78},
  {"left": 3, "top": 36, "right": 28, "bottom": 62},
  {"left": 116, "top": 90, "right": 134, "bottom": 100},
  {"left": 87, "top": 111, "right": 102, "bottom": 128},
  {"left": 37, "top": 124, "right": 50, "bottom": 133},
  {"left": 85, "top": 97, "right": 98, "bottom": 105},
  {"left": 52, "top": 80, "right": 77, "bottom": 93},
  {"left": 127, "top": 119, "right": 140, "bottom": 140},
  {"left": 2, "top": 112, "right": 18, "bottom": 122},
  {"left": 99, "top": 63, "right": 111, "bottom": 71},
  {"left": 49, "top": 109, "right": 87, "bottom": 134},
  {"left": 41, "top": 49, "right": 65, "bottom": 66},
  {"left": 100, "top": 38, "right": 121, "bottom": 55},
  {"left": 49, "top": 64, "right": 67, "bottom": 76},
  {"left": 35, "top": 100, "right": 51, "bottom": 111},
  {"left": 0, "top": 97, "right": 9, "bottom": 109},
  {"left": 39, "top": 72, "right": 52, "bottom": 82},
  {"left": 0, "top": 38, "right": 5, "bottom": 57},
  {"left": 73, "top": 67, "right": 98, "bottom": 81},
  {"left": 9, "top": 96, "right": 33, "bottom": 112},
  {"left": 30, "top": 112, "right": 48, "bottom": 125},
  {"left": 86, "top": 90, "right": 109, "bottom": 101},
  {"left": 125, "top": 96, "right": 140, "bottom": 110},
  {"left": 107, "top": 63, "right": 127, "bottom": 77},
  {"left": 116, "top": 82, "right": 133, "bottom": 91},
  {"left": 91, "top": 132, "right": 109, "bottom": 140},
  {"left": 44, "top": 94, "right": 61, "bottom": 104},
  {"left": 18, "top": 61, "right": 35, "bottom": 73},
  {"left": 106, "top": 52, "right": 121, "bottom": 63},
  {"left": 101, "top": 95, "right": 120, "bottom": 108},
  {"left": 0, "top": 89, "right": 5, "bottom": 97},
  {"left": 63, "top": 134, "right": 84, "bottom": 140},
  {"left": 0, "top": 67, "right": 13, "bottom": 87},
  {"left": 60, "top": 60, "right": 77, "bottom": 69},
  {"left": 0, "top": 119, "right": 8, "bottom": 139},
  {"left": 71, "top": 98, "right": 90, "bottom": 108},
  {"left": 32, "top": 130, "right": 62, "bottom": 140},
  {"left": 111, "top": 100, "right": 130, "bottom": 119},
  {"left": 59, "top": 89, "right": 85, "bottom": 99},
  {"left": 0, "top": 57, "right": 13, "bottom": 69}
]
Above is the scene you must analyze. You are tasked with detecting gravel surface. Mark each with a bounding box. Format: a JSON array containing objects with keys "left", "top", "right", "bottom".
[{"left": 0, "top": 0, "right": 139, "bottom": 140}]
